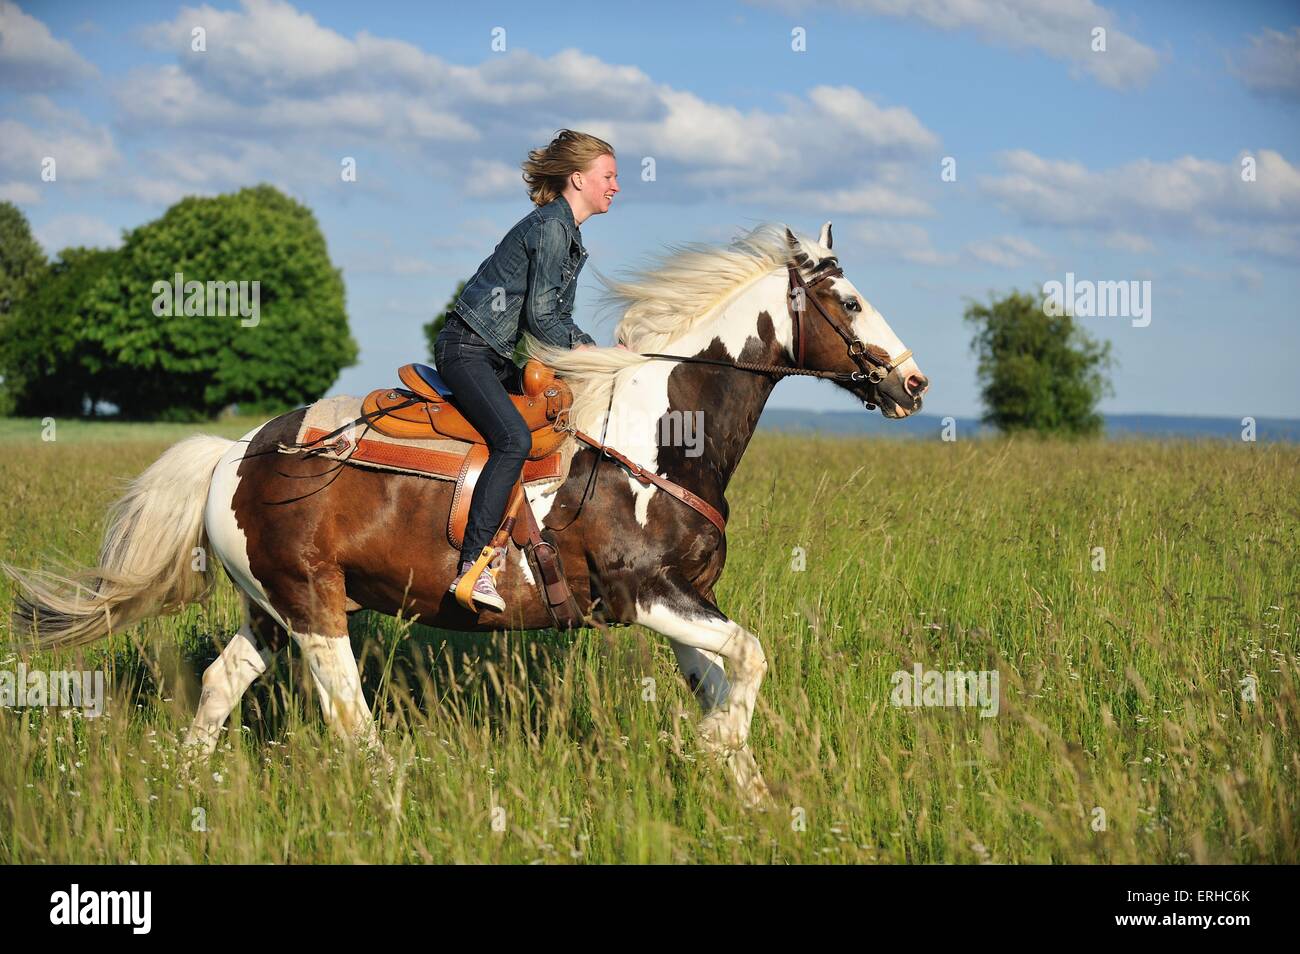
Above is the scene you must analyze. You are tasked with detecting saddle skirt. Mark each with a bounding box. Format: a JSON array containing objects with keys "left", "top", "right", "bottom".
[{"left": 280, "top": 393, "right": 572, "bottom": 551}]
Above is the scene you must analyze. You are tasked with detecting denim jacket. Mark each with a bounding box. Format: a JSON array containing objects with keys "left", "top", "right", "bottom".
[{"left": 452, "top": 194, "right": 597, "bottom": 359}]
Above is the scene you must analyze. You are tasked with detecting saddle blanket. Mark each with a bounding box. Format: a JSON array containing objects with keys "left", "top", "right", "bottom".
[{"left": 279, "top": 395, "right": 569, "bottom": 490}]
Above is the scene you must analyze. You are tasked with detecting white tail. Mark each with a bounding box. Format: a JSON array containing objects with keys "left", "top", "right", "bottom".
[{"left": 5, "top": 435, "right": 234, "bottom": 650}]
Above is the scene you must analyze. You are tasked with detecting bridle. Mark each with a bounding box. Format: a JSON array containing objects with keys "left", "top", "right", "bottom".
[
  {"left": 639, "top": 260, "right": 912, "bottom": 409},
  {"left": 788, "top": 261, "right": 912, "bottom": 392}
]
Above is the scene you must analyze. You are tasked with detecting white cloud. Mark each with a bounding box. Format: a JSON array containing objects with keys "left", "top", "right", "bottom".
[
  {"left": 1231, "top": 27, "right": 1300, "bottom": 100},
  {"left": 0, "top": 1, "right": 97, "bottom": 91},
  {"left": 734, "top": 180, "right": 934, "bottom": 218},
  {"left": 35, "top": 214, "right": 121, "bottom": 254},
  {"left": 1103, "top": 230, "right": 1154, "bottom": 254},
  {"left": 750, "top": 0, "right": 1159, "bottom": 89},
  {"left": 114, "top": 0, "right": 938, "bottom": 212},
  {"left": 979, "top": 148, "right": 1300, "bottom": 259},
  {"left": 1174, "top": 263, "right": 1266, "bottom": 291},
  {"left": 965, "top": 234, "right": 1046, "bottom": 267},
  {"left": 463, "top": 159, "right": 524, "bottom": 198},
  {"left": 0, "top": 181, "right": 39, "bottom": 203},
  {"left": 0, "top": 117, "right": 119, "bottom": 182},
  {"left": 851, "top": 220, "right": 955, "bottom": 265}
]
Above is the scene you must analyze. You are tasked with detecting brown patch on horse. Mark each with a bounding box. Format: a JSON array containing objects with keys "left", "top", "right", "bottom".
[
  {"left": 569, "top": 309, "right": 787, "bottom": 622},
  {"left": 230, "top": 409, "right": 585, "bottom": 633},
  {"left": 247, "top": 599, "right": 290, "bottom": 652},
  {"left": 866, "top": 343, "right": 893, "bottom": 366}
]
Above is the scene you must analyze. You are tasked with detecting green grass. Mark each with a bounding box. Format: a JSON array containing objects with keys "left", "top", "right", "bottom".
[
  {"left": 0, "top": 415, "right": 267, "bottom": 445},
  {"left": 1, "top": 422, "right": 1297, "bottom": 863}
]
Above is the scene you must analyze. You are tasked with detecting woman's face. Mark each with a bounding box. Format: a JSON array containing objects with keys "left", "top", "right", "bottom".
[{"left": 575, "top": 153, "right": 619, "bottom": 215}]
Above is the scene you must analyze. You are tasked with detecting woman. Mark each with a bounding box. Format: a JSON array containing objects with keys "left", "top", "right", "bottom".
[{"left": 435, "top": 129, "right": 620, "bottom": 612}]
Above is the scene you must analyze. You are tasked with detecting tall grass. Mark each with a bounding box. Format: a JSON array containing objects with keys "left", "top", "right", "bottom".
[{"left": 1, "top": 429, "right": 1296, "bottom": 863}]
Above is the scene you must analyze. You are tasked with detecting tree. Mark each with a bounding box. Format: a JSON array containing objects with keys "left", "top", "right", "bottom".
[
  {"left": 87, "top": 184, "right": 357, "bottom": 419},
  {"left": 965, "top": 289, "right": 1113, "bottom": 436},
  {"left": 0, "top": 203, "right": 51, "bottom": 411},
  {"left": 423, "top": 280, "right": 466, "bottom": 364},
  {"left": 0, "top": 201, "right": 47, "bottom": 316},
  {"left": 0, "top": 247, "right": 116, "bottom": 417}
]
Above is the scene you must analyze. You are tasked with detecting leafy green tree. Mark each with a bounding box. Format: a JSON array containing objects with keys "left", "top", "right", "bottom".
[
  {"left": 0, "top": 201, "right": 47, "bottom": 316},
  {"left": 965, "top": 289, "right": 1113, "bottom": 436},
  {"left": 86, "top": 184, "right": 357, "bottom": 419},
  {"left": 424, "top": 280, "right": 466, "bottom": 363},
  {"left": 0, "top": 247, "right": 116, "bottom": 417}
]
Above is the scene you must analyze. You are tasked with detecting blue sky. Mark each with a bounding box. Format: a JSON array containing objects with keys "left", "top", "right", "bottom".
[{"left": 3, "top": 0, "right": 1298, "bottom": 418}]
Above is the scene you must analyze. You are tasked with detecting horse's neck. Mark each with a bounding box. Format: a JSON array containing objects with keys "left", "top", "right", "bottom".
[{"left": 609, "top": 274, "right": 790, "bottom": 504}]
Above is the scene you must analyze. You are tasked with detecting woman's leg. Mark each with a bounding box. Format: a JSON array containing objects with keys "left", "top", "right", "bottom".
[{"left": 433, "top": 318, "right": 532, "bottom": 566}]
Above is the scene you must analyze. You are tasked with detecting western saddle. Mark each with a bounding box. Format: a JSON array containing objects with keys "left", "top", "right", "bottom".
[
  {"left": 357, "top": 360, "right": 583, "bottom": 626},
  {"left": 360, "top": 360, "right": 573, "bottom": 458}
]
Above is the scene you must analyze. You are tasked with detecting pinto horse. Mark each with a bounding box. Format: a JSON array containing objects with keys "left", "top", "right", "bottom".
[{"left": 8, "top": 223, "right": 928, "bottom": 804}]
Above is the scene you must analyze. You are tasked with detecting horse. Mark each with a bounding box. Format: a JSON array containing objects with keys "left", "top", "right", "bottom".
[{"left": 7, "top": 222, "right": 928, "bottom": 805}]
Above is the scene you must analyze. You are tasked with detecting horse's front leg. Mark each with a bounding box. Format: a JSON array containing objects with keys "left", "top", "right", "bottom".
[{"left": 638, "top": 591, "right": 771, "bottom": 807}]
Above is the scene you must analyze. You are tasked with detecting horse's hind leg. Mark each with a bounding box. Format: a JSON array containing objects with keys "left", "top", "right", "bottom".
[
  {"left": 183, "top": 595, "right": 285, "bottom": 757},
  {"left": 638, "top": 589, "right": 771, "bottom": 807}
]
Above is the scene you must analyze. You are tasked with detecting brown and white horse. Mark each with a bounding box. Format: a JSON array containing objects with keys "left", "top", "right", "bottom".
[{"left": 8, "top": 223, "right": 927, "bottom": 804}]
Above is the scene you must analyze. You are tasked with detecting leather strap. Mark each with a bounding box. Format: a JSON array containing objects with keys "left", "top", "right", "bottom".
[
  {"left": 448, "top": 443, "right": 489, "bottom": 549},
  {"left": 518, "top": 495, "right": 584, "bottom": 627},
  {"left": 570, "top": 428, "right": 726, "bottom": 536}
]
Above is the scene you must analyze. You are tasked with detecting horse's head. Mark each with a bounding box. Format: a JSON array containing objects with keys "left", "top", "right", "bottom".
[{"left": 785, "top": 224, "right": 928, "bottom": 419}]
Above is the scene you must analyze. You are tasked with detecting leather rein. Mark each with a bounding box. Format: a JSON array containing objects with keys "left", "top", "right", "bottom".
[{"left": 552, "top": 262, "right": 912, "bottom": 537}]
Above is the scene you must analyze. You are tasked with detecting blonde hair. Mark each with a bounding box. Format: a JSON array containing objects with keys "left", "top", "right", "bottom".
[{"left": 522, "top": 129, "right": 615, "bottom": 207}]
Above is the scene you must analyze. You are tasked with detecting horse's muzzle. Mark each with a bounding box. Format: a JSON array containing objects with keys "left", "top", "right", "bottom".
[{"left": 874, "top": 366, "right": 928, "bottom": 418}]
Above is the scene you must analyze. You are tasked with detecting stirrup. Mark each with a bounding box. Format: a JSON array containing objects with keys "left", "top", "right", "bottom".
[{"left": 454, "top": 545, "right": 500, "bottom": 611}]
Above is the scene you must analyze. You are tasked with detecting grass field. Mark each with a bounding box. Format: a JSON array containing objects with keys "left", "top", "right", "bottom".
[{"left": 1, "top": 417, "right": 1297, "bottom": 863}]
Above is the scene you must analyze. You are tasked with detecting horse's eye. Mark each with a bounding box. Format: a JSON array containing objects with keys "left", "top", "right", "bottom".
[{"left": 844, "top": 298, "right": 861, "bottom": 312}]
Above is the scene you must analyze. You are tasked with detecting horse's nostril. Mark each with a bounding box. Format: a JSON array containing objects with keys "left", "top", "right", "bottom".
[{"left": 905, "top": 373, "right": 928, "bottom": 396}]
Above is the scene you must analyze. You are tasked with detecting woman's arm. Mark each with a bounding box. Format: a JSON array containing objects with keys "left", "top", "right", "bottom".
[{"left": 523, "top": 218, "right": 598, "bottom": 349}]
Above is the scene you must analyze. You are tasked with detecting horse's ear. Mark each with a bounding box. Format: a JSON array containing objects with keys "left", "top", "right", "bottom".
[{"left": 819, "top": 221, "right": 833, "bottom": 249}]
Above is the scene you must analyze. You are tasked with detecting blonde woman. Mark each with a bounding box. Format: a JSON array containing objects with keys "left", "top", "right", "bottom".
[{"left": 436, "top": 129, "right": 620, "bottom": 612}]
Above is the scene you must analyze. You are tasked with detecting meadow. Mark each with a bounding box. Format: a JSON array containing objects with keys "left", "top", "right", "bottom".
[{"left": 1, "top": 416, "right": 1297, "bottom": 863}]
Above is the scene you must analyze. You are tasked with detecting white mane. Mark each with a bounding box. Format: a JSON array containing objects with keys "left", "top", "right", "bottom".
[{"left": 525, "top": 222, "right": 830, "bottom": 441}]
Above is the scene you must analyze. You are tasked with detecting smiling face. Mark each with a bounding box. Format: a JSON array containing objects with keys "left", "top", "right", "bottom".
[{"left": 572, "top": 153, "right": 619, "bottom": 217}]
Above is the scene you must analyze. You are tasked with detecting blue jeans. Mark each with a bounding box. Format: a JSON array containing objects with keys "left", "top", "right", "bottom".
[{"left": 433, "top": 312, "right": 531, "bottom": 566}]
